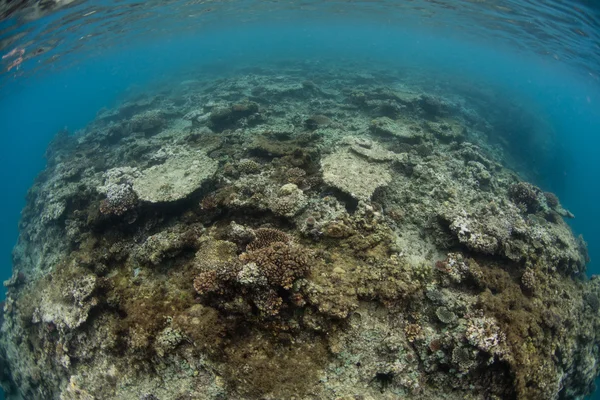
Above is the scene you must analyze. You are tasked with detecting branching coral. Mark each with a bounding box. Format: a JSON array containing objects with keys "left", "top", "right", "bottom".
[
  {"left": 240, "top": 241, "right": 310, "bottom": 289},
  {"left": 246, "top": 227, "right": 291, "bottom": 251},
  {"left": 193, "top": 270, "right": 220, "bottom": 295},
  {"left": 508, "top": 181, "right": 544, "bottom": 213},
  {"left": 193, "top": 228, "right": 311, "bottom": 317}
]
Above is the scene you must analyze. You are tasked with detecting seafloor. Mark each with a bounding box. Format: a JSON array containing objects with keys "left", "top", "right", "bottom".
[{"left": 0, "top": 64, "right": 598, "bottom": 400}]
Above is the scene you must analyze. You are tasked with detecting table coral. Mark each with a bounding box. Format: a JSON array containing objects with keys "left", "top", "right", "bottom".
[
  {"left": 132, "top": 147, "right": 217, "bottom": 203},
  {"left": 321, "top": 148, "right": 392, "bottom": 201}
]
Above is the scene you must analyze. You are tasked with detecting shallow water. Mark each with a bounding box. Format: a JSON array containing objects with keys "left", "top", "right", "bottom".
[{"left": 0, "top": 1, "right": 599, "bottom": 399}]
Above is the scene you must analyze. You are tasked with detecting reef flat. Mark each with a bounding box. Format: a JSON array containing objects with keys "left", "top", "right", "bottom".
[{"left": 0, "top": 64, "right": 597, "bottom": 400}]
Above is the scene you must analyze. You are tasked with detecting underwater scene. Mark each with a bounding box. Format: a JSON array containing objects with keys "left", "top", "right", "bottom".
[{"left": 1, "top": 1, "right": 600, "bottom": 399}]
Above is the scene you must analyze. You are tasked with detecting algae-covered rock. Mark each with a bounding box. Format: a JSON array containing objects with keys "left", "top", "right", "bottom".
[
  {"left": 132, "top": 148, "right": 217, "bottom": 203},
  {"left": 370, "top": 116, "right": 424, "bottom": 143},
  {"left": 129, "top": 109, "right": 167, "bottom": 134},
  {"left": 344, "top": 136, "right": 399, "bottom": 162},
  {"left": 208, "top": 101, "right": 260, "bottom": 132},
  {"left": 321, "top": 148, "right": 392, "bottom": 201},
  {"left": 304, "top": 114, "right": 332, "bottom": 130},
  {"left": 426, "top": 119, "right": 466, "bottom": 142}
]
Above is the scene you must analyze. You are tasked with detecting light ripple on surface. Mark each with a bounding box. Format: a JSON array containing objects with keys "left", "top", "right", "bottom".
[{"left": 0, "top": 0, "right": 599, "bottom": 83}]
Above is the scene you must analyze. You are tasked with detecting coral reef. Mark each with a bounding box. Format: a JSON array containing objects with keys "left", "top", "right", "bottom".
[
  {"left": 132, "top": 147, "right": 217, "bottom": 203},
  {"left": 0, "top": 65, "right": 598, "bottom": 400},
  {"left": 321, "top": 148, "right": 392, "bottom": 201},
  {"left": 370, "top": 116, "right": 424, "bottom": 143}
]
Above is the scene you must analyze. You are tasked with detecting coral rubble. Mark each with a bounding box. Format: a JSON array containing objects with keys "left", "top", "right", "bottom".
[{"left": 0, "top": 65, "right": 598, "bottom": 400}]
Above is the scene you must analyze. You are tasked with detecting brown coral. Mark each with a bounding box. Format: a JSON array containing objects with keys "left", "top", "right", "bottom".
[
  {"left": 323, "top": 221, "right": 354, "bottom": 238},
  {"left": 544, "top": 191, "right": 560, "bottom": 208},
  {"left": 246, "top": 228, "right": 291, "bottom": 252},
  {"left": 238, "top": 159, "right": 261, "bottom": 174},
  {"left": 404, "top": 323, "right": 422, "bottom": 343},
  {"left": 521, "top": 267, "right": 536, "bottom": 291},
  {"left": 285, "top": 167, "right": 308, "bottom": 187},
  {"left": 509, "top": 181, "right": 542, "bottom": 213},
  {"left": 193, "top": 260, "right": 242, "bottom": 296},
  {"left": 241, "top": 242, "right": 311, "bottom": 289},
  {"left": 253, "top": 289, "right": 284, "bottom": 316},
  {"left": 200, "top": 192, "right": 219, "bottom": 210},
  {"left": 193, "top": 270, "right": 220, "bottom": 295}
]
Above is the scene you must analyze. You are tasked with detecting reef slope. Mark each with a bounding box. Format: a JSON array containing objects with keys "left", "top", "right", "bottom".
[{"left": 0, "top": 65, "right": 598, "bottom": 400}]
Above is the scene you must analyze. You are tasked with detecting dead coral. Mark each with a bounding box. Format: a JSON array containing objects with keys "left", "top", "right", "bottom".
[
  {"left": 345, "top": 136, "right": 398, "bottom": 162},
  {"left": 99, "top": 183, "right": 138, "bottom": 216},
  {"left": 97, "top": 166, "right": 140, "bottom": 216},
  {"left": 465, "top": 314, "right": 507, "bottom": 356},
  {"left": 132, "top": 147, "right": 217, "bottom": 203},
  {"left": 435, "top": 252, "right": 483, "bottom": 285},
  {"left": 172, "top": 304, "right": 225, "bottom": 354},
  {"left": 544, "top": 191, "right": 560, "bottom": 208},
  {"left": 216, "top": 169, "right": 308, "bottom": 218},
  {"left": 425, "top": 119, "right": 466, "bottom": 143},
  {"left": 134, "top": 223, "right": 204, "bottom": 266},
  {"left": 226, "top": 221, "right": 256, "bottom": 246},
  {"left": 436, "top": 306, "right": 457, "bottom": 325},
  {"left": 370, "top": 116, "right": 424, "bottom": 143},
  {"left": 128, "top": 109, "right": 166, "bottom": 134},
  {"left": 248, "top": 135, "right": 301, "bottom": 157},
  {"left": 3, "top": 68, "right": 598, "bottom": 400},
  {"left": 321, "top": 148, "right": 392, "bottom": 201},
  {"left": 208, "top": 101, "right": 260, "bottom": 132},
  {"left": 305, "top": 114, "right": 332, "bottom": 130}
]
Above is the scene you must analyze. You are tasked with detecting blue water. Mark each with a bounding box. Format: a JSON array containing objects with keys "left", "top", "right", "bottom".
[{"left": 1, "top": 3, "right": 600, "bottom": 398}]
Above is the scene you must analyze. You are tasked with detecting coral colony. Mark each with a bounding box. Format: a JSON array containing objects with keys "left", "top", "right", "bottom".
[{"left": 0, "top": 65, "right": 597, "bottom": 399}]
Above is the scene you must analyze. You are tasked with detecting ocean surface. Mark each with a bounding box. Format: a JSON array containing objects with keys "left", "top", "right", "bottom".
[{"left": 0, "top": 1, "right": 599, "bottom": 399}]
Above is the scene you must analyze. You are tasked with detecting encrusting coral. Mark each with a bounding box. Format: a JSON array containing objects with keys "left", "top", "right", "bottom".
[{"left": 0, "top": 63, "right": 598, "bottom": 400}]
